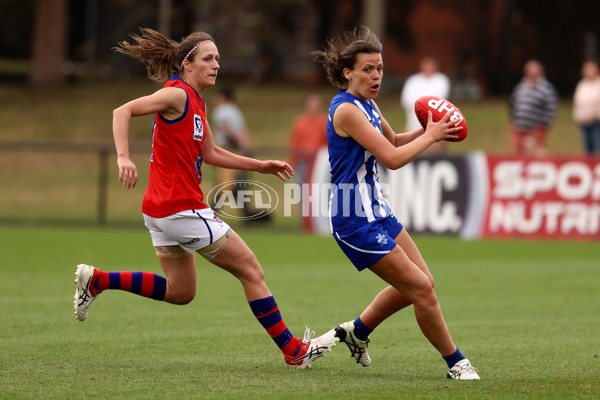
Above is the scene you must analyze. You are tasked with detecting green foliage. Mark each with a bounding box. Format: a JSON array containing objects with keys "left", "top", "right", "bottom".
[{"left": 0, "top": 227, "right": 598, "bottom": 399}]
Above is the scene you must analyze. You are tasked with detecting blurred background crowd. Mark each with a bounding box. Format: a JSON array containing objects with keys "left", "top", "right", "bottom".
[{"left": 1, "top": 0, "right": 600, "bottom": 227}]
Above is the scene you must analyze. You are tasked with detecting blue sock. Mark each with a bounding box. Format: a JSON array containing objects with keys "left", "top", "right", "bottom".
[
  {"left": 442, "top": 347, "right": 465, "bottom": 368},
  {"left": 353, "top": 317, "right": 373, "bottom": 341},
  {"left": 93, "top": 270, "right": 166, "bottom": 301},
  {"left": 248, "top": 296, "right": 298, "bottom": 355}
]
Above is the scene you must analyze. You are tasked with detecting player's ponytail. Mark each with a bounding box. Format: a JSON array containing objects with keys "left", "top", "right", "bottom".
[
  {"left": 312, "top": 26, "right": 382, "bottom": 89},
  {"left": 115, "top": 28, "right": 214, "bottom": 82},
  {"left": 311, "top": 44, "right": 346, "bottom": 89}
]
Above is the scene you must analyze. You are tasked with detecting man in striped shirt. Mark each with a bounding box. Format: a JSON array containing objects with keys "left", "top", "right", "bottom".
[{"left": 509, "top": 59, "right": 558, "bottom": 156}]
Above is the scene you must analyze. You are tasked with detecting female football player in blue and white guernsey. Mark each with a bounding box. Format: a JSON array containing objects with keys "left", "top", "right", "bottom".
[{"left": 312, "top": 26, "right": 479, "bottom": 380}]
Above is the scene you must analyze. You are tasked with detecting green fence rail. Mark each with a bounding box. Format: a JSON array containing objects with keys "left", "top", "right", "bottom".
[{"left": 0, "top": 140, "right": 289, "bottom": 227}]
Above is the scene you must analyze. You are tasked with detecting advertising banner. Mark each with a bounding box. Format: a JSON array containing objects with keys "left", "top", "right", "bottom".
[
  {"left": 385, "top": 155, "right": 472, "bottom": 235},
  {"left": 481, "top": 156, "right": 600, "bottom": 239},
  {"left": 304, "top": 150, "right": 600, "bottom": 240}
]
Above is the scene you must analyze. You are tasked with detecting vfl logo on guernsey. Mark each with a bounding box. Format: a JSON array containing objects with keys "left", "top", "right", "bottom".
[{"left": 193, "top": 114, "right": 204, "bottom": 141}]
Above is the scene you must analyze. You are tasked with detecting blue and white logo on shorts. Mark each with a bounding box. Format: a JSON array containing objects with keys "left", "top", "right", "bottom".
[{"left": 376, "top": 233, "right": 388, "bottom": 246}]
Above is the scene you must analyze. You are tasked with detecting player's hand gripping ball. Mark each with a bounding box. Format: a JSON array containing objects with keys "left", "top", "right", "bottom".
[{"left": 414, "top": 95, "right": 468, "bottom": 142}]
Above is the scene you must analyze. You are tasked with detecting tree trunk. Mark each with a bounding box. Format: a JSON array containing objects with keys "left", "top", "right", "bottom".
[
  {"left": 158, "top": 0, "right": 172, "bottom": 37},
  {"left": 362, "top": 0, "right": 385, "bottom": 38},
  {"left": 30, "top": 0, "right": 69, "bottom": 86}
]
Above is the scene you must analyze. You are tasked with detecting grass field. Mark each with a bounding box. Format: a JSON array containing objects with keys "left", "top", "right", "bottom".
[{"left": 0, "top": 226, "right": 598, "bottom": 399}]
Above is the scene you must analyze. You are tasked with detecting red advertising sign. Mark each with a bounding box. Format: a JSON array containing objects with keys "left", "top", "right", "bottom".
[{"left": 481, "top": 156, "right": 600, "bottom": 239}]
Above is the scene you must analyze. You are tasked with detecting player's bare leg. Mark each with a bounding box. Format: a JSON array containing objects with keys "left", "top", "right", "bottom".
[
  {"left": 210, "top": 231, "right": 336, "bottom": 368},
  {"left": 156, "top": 252, "right": 197, "bottom": 304},
  {"left": 365, "top": 232, "right": 479, "bottom": 379},
  {"left": 209, "top": 230, "right": 271, "bottom": 301},
  {"left": 368, "top": 246, "right": 456, "bottom": 356},
  {"left": 358, "top": 229, "right": 434, "bottom": 329}
]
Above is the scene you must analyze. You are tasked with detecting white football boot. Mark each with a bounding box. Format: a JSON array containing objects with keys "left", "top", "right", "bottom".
[
  {"left": 334, "top": 320, "right": 371, "bottom": 367},
  {"left": 284, "top": 326, "right": 338, "bottom": 369},
  {"left": 73, "top": 264, "right": 101, "bottom": 321},
  {"left": 447, "top": 359, "right": 480, "bottom": 380}
]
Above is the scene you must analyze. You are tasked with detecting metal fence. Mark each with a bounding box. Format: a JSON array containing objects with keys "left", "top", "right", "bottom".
[{"left": 0, "top": 141, "right": 290, "bottom": 227}]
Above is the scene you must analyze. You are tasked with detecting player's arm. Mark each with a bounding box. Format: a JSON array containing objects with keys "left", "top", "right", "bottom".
[
  {"left": 202, "top": 121, "right": 293, "bottom": 181},
  {"left": 112, "top": 87, "right": 187, "bottom": 189},
  {"left": 333, "top": 103, "right": 458, "bottom": 170},
  {"left": 374, "top": 101, "right": 424, "bottom": 147},
  {"left": 393, "top": 127, "right": 426, "bottom": 147}
]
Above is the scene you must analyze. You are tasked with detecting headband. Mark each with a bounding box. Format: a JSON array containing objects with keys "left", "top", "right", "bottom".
[{"left": 180, "top": 40, "right": 213, "bottom": 69}]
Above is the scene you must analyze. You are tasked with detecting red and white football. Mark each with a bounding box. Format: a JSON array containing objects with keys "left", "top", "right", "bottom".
[{"left": 414, "top": 95, "right": 468, "bottom": 142}]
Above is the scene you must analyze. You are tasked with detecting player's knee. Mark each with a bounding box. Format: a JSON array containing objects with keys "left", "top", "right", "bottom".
[
  {"left": 420, "top": 285, "right": 438, "bottom": 307},
  {"left": 410, "top": 280, "right": 437, "bottom": 306},
  {"left": 416, "top": 261, "right": 435, "bottom": 288},
  {"left": 173, "top": 294, "right": 195, "bottom": 305},
  {"left": 232, "top": 249, "right": 265, "bottom": 285},
  {"left": 243, "top": 259, "right": 265, "bottom": 284},
  {"left": 178, "top": 291, "right": 196, "bottom": 305},
  {"left": 168, "top": 286, "right": 196, "bottom": 305}
]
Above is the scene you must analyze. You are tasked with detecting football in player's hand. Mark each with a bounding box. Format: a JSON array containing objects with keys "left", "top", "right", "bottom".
[{"left": 414, "top": 95, "right": 468, "bottom": 142}]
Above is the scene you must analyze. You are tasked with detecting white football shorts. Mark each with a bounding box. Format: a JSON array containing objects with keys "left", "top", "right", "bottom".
[{"left": 143, "top": 208, "right": 231, "bottom": 253}]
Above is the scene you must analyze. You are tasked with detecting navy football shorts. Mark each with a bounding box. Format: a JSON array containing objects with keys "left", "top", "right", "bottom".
[{"left": 333, "top": 215, "right": 403, "bottom": 271}]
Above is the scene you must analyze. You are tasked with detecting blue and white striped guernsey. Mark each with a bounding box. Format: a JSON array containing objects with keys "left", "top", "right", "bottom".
[
  {"left": 510, "top": 77, "right": 557, "bottom": 130},
  {"left": 327, "top": 89, "right": 392, "bottom": 232}
]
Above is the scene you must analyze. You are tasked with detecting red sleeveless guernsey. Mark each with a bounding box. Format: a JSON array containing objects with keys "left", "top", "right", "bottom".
[{"left": 142, "top": 75, "right": 208, "bottom": 217}]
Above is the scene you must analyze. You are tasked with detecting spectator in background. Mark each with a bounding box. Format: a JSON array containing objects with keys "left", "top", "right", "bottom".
[
  {"left": 572, "top": 59, "right": 600, "bottom": 155},
  {"left": 289, "top": 93, "right": 328, "bottom": 185},
  {"left": 509, "top": 60, "right": 558, "bottom": 156},
  {"left": 212, "top": 88, "right": 250, "bottom": 186},
  {"left": 212, "top": 89, "right": 271, "bottom": 222},
  {"left": 401, "top": 56, "right": 450, "bottom": 154}
]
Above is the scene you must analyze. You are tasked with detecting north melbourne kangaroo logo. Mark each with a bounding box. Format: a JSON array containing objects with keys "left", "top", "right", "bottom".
[{"left": 376, "top": 233, "right": 388, "bottom": 246}]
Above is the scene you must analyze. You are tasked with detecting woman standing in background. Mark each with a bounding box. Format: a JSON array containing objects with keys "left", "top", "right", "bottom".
[{"left": 573, "top": 59, "right": 600, "bottom": 155}]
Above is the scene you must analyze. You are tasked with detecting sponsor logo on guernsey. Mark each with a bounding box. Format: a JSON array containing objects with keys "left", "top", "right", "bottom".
[{"left": 193, "top": 114, "right": 204, "bottom": 141}]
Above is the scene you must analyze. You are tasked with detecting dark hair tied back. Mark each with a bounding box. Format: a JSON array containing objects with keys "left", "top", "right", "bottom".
[{"left": 312, "top": 26, "right": 382, "bottom": 89}]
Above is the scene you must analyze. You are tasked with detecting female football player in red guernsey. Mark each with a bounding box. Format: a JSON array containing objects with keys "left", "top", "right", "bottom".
[{"left": 73, "top": 28, "right": 336, "bottom": 369}]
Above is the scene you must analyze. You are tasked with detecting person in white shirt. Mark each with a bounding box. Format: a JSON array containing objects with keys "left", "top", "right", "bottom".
[
  {"left": 212, "top": 88, "right": 250, "bottom": 151},
  {"left": 401, "top": 57, "right": 451, "bottom": 153},
  {"left": 572, "top": 59, "right": 600, "bottom": 155},
  {"left": 211, "top": 88, "right": 251, "bottom": 190}
]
